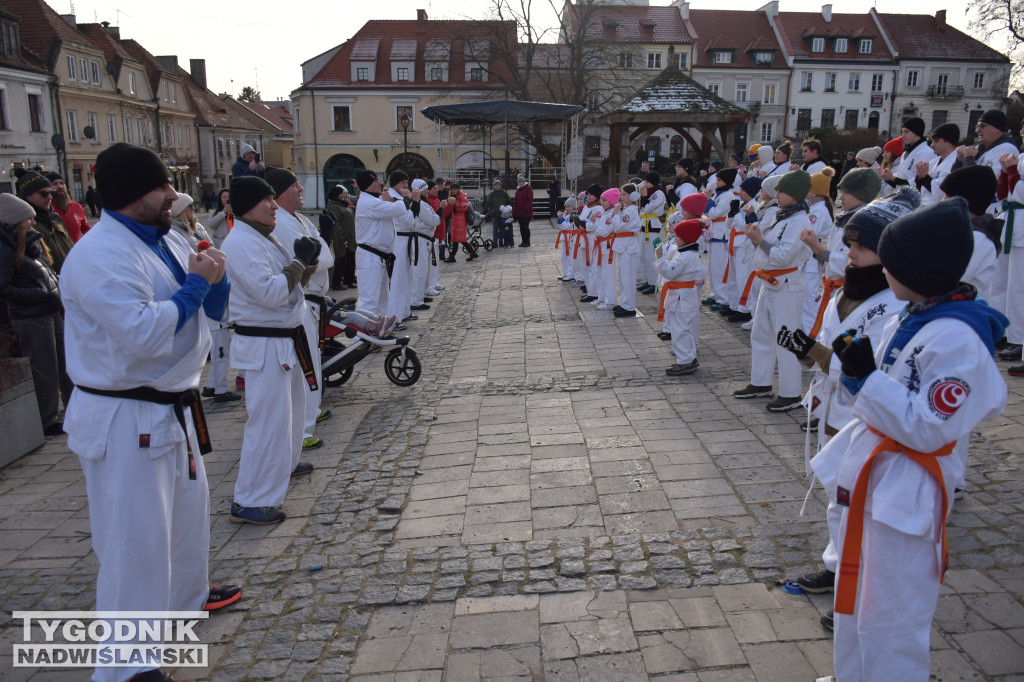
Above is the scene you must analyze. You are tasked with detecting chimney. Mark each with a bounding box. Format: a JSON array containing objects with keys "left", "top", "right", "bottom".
[
  {"left": 417, "top": 8, "right": 428, "bottom": 20},
  {"left": 936, "top": 9, "right": 946, "bottom": 29},
  {"left": 822, "top": 4, "right": 832, "bottom": 22},
  {"left": 672, "top": 0, "right": 689, "bottom": 20},
  {"left": 190, "top": 59, "right": 207, "bottom": 89},
  {"left": 100, "top": 21, "right": 120, "bottom": 39},
  {"left": 60, "top": 14, "right": 76, "bottom": 28},
  {"left": 157, "top": 55, "right": 179, "bottom": 73}
]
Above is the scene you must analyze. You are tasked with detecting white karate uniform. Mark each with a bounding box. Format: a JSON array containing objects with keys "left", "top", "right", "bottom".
[
  {"left": 222, "top": 219, "right": 308, "bottom": 508},
  {"left": 991, "top": 195, "right": 1024, "bottom": 341},
  {"left": 557, "top": 214, "right": 576, "bottom": 281},
  {"left": 706, "top": 189, "right": 735, "bottom": 304},
  {"left": 608, "top": 204, "right": 642, "bottom": 311},
  {"left": 61, "top": 215, "right": 214, "bottom": 682},
  {"left": 387, "top": 189, "right": 420, "bottom": 321},
  {"left": 917, "top": 152, "right": 956, "bottom": 207},
  {"left": 638, "top": 189, "right": 666, "bottom": 286},
  {"left": 656, "top": 247, "right": 704, "bottom": 364},
  {"left": 272, "top": 208, "right": 333, "bottom": 441},
  {"left": 964, "top": 231, "right": 997, "bottom": 296},
  {"left": 723, "top": 200, "right": 756, "bottom": 311},
  {"left": 412, "top": 199, "right": 440, "bottom": 305},
  {"left": 592, "top": 205, "right": 618, "bottom": 307},
  {"left": 812, "top": 314, "right": 1006, "bottom": 682},
  {"left": 894, "top": 140, "right": 937, "bottom": 184},
  {"left": 802, "top": 199, "right": 836, "bottom": 330},
  {"left": 355, "top": 192, "right": 409, "bottom": 315},
  {"left": 802, "top": 159, "right": 828, "bottom": 175},
  {"left": 748, "top": 207, "right": 813, "bottom": 397},
  {"left": 579, "top": 203, "right": 602, "bottom": 295}
]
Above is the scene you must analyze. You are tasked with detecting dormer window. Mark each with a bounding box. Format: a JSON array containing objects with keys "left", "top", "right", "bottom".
[
  {"left": 356, "top": 67, "right": 368, "bottom": 81},
  {"left": 753, "top": 51, "right": 774, "bottom": 65},
  {"left": 859, "top": 39, "right": 873, "bottom": 53},
  {"left": 834, "top": 38, "right": 848, "bottom": 53},
  {"left": 811, "top": 37, "right": 825, "bottom": 53},
  {"left": 712, "top": 51, "right": 733, "bottom": 64},
  {"left": 396, "top": 67, "right": 409, "bottom": 81}
]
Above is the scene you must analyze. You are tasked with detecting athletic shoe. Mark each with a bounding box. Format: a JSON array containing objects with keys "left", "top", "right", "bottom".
[
  {"left": 666, "top": 359, "right": 699, "bottom": 376},
  {"left": 701, "top": 296, "right": 717, "bottom": 306},
  {"left": 797, "top": 568, "right": 835, "bottom": 594},
  {"left": 213, "top": 390, "right": 242, "bottom": 403},
  {"left": 820, "top": 611, "right": 834, "bottom": 632},
  {"left": 641, "top": 284, "right": 657, "bottom": 295},
  {"left": 204, "top": 584, "right": 242, "bottom": 611},
  {"left": 767, "top": 395, "right": 803, "bottom": 412},
  {"left": 740, "top": 320, "right": 753, "bottom": 330},
  {"left": 392, "top": 324, "right": 408, "bottom": 332},
  {"left": 657, "top": 331, "right": 672, "bottom": 340},
  {"left": 717, "top": 306, "right": 735, "bottom": 316},
  {"left": 636, "top": 282, "right": 649, "bottom": 291},
  {"left": 235, "top": 376, "right": 245, "bottom": 389},
  {"left": 43, "top": 421, "right": 64, "bottom": 436},
  {"left": 710, "top": 302, "right": 728, "bottom": 312},
  {"left": 404, "top": 315, "right": 419, "bottom": 321},
  {"left": 411, "top": 304, "right": 430, "bottom": 311},
  {"left": 202, "top": 387, "right": 216, "bottom": 398},
  {"left": 302, "top": 437, "right": 323, "bottom": 450},
  {"left": 425, "top": 290, "right": 440, "bottom": 296},
  {"left": 316, "top": 409, "right": 332, "bottom": 423},
  {"left": 291, "top": 462, "right": 314, "bottom": 477},
  {"left": 995, "top": 336, "right": 1009, "bottom": 350},
  {"left": 229, "top": 502, "right": 285, "bottom": 525},
  {"left": 435, "top": 285, "right": 445, "bottom": 290},
  {"left": 733, "top": 384, "right": 772, "bottom": 399},
  {"left": 801, "top": 416, "right": 820, "bottom": 432},
  {"left": 954, "top": 487, "right": 964, "bottom": 500},
  {"left": 725, "top": 311, "right": 752, "bottom": 322},
  {"left": 1009, "top": 364, "right": 1024, "bottom": 377},
  {"left": 595, "top": 303, "right": 614, "bottom": 310},
  {"left": 519, "top": 243, "right": 530, "bottom": 247},
  {"left": 997, "top": 343, "right": 1022, "bottom": 360},
  {"left": 423, "top": 297, "right": 434, "bottom": 303},
  {"left": 580, "top": 295, "right": 598, "bottom": 302},
  {"left": 613, "top": 307, "right": 636, "bottom": 318}
]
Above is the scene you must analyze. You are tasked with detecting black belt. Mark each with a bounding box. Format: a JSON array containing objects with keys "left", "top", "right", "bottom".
[
  {"left": 397, "top": 230, "right": 420, "bottom": 266},
  {"left": 304, "top": 294, "right": 327, "bottom": 350},
  {"left": 75, "top": 385, "right": 211, "bottom": 481},
  {"left": 233, "top": 324, "right": 319, "bottom": 391},
  {"left": 358, "top": 243, "right": 396, "bottom": 280}
]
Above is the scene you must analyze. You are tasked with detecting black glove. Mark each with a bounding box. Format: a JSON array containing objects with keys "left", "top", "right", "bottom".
[
  {"left": 776, "top": 325, "right": 816, "bottom": 359},
  {"left": 293, "top": 236, "right": 319, "bottom": 267},
  {"left": 837, "top": 333, "right": 876, "bottom": 380},
  {"left": 318, "top": 210, "right": 336, "bottom": 243},
  {"left": 831, "top": 328, "right": 857, "bottom": 357},
  {"left": 728, "top": 199, "right": 742, "bottom": 217}
]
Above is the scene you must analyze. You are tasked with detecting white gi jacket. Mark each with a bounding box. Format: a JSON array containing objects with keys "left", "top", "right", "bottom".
[
  {"left": 656, "top": 248, "right": 705, "bottom": 311},
  {"left": 752, "top": 208, "right": 813, "bottom": 292},
  {"left": 894, "top": 140, "right": 936, "bottom": 183},
  {"left": 917, "top": 152, "right": 956, "bottom": 207},
  {"left": 273, "top": 208, "right": 334, "bottom": 298},
  {"left": 356, "top": 192, "right": 409, "bottom": 252},
  {"left": 608, "top": 205, "right": 641, "bottom": 256}
]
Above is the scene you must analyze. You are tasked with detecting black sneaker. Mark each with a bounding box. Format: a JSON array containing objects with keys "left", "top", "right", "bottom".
[
  {"left": 701, "top": 296, "right": 717, "bottom": 307},
  {"left": 613, "top": 307, "right": 637, "bottom": 318},
  {"left": 666, "top": 359, "right": 699, "bottom": 376},
  {"left": 202, "top": 387, "right": 216, "bottom": 398},
  {"left": 725, "top": 311, "right": 752, "bottom": 323},
  {"left": 423, "top": 297, "right": 434, "bottom": 302},
  {"left": 580, "top": 295, "right": 598, "bottom": 302},
  {"left": 797, "top": 568, "right": 835, "bottom": 594},
  {"left": 767, "top": 396, "right": 803, "bottom": 412},
  {"left": 204, "top": 584, "right": 242, "bottom": 611},
  {"left": 733, "top": 384, "right": 772, "bottom": 399},
  {"left": 213, "top": 390, "right": 242, "bottom": 403},
  {"left": 801, "top": 417, "right": 820, "bottom": 432},
  {"left": 411, "top": 304, "right": 430, "bottom": 311},
  {"left": 717, "top": 306, "right": 735, "bottom": 316},
  {"left": 657, "top": 331, "right": 672, "bottom": 340},
  {"left": 820, "top": 610, "right": 834, "bottom": 632},
  {"left": 998, "top": 343, "right": 1023, "bottom": 360}
]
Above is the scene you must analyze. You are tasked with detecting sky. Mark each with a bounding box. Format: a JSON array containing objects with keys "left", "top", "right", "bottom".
[{"left": 49, "top": 0, "right": 992, "bottom": 102}]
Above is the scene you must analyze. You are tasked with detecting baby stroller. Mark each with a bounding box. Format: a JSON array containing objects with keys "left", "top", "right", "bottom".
[
  {"left": 320, "top": 298, "right": 422, "bottom": 387},
  {"left": 463, "top": 199, "right": 494, "bottom": 253}
]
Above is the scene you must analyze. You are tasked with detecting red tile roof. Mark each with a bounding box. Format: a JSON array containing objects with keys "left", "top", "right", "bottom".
[
  {"left": 303, "top": 20, "right": 516, "bottom": 89},
  {"left": 3, "top": 0, "right": 96, "bottom": 66},
  {"left": 568, "top": 4, "right": 694, "bottom": 44},
  {"left": 118, "top": 38, "right": 176, "bottom": 93},
  {"left": 179, "top": 70, "right": 259, "bottom": 131},
  {"left": 76, "top": 23, "right": 135, "bottom": 67},
  {"left": 240, "top": 101, "right": 294, "bottom": 134},
  {"left": 881, "top": 13, "right": 1009, "bottom": 62},
  {"left": 0, "top": 9, "right": 49, "bottom": 74},
  {"left": 773, "top": 12, "right": 894, "bottom": 61},
  {"left": 688, "top": 9, "right": 784, "bottom": 69}
]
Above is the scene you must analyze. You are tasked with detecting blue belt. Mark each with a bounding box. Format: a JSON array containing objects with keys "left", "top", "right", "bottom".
[{"left": 708, "top": 237, "right": 727, "bottom": 243}]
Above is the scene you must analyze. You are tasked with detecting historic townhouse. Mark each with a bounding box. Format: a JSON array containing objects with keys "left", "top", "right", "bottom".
[{"left": 225, "top": 98, "right": 295, "bottom": 172}]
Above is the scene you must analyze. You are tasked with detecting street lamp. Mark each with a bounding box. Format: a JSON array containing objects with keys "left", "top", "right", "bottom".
[{"left": 399, "top": 113, "right": 411, "bottom": 156}]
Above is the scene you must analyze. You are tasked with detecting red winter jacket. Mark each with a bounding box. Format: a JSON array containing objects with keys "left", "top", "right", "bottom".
[
  {"left": 512, "top": 184, "right": 534, "bottom": 219},
  {"left": 442, "top": 191, "right": 469, "bottom": 242},
  {"left": 54, "top": 201, "right": 91, "bottom": 242}
]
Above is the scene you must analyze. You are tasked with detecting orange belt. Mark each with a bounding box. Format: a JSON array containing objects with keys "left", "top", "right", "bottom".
[
  {"left": 711, "top": 217, "right": 727, "bottom": 222},
  {"left": 658, "top": 281, "right": 696, "bottom": 321},
  {"left": 557, "top": 229, "right": 585, "bottom": 256},
  {"left": 722, "top": 228, "right": 745, "bottom": 284},
  {"left": 808, "top": 276, "right": 846, "bottom": 338},
  {"left": 574, "top": 231, "right": 591, "bottom": 266},
  {"left": 738, "top": 267, "right": 799, "bottom": 306},
  {"left": 835, "top": 425, "right": 955, "bottom": 615},
  {"left": 593, "top": 236, "right": 612, "bottom": 266},
  {"left": 606, "top": 231, "right": 635, "bottom": 264}
]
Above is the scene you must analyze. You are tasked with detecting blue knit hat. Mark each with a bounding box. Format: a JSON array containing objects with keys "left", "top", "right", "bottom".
[{"left": 739, "top": 176, "right": 762, "bottom": 199}]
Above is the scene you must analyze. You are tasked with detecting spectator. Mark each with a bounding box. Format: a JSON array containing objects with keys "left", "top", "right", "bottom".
[
  {"left": 485, "top": 180, "right": 510, "bottom": 246},
  {"left": 513, "top": 175, "right": 534, "bottom": 247},
  {"left": 231, "top": 143, "right": 264, "bottom": 178},
  {"left": 46, "top": 172, "right": 91, "bottom": 243},
  {"left": 327, "top": 185, "right": 357, "bottom": 290},
  {"left": 84, "top": 185, "right": 99, "bottom": 217},
  {"left": 548, "top": 178, "right": 561, "bottom": 216},
  {"left": 15, "top": 169, "right": 73, "bottom": 273}
]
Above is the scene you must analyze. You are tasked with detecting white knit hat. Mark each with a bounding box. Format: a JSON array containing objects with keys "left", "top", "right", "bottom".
[
  {"left": 171, "top": 192, "right": 193, "bottom": 217},
  {"left": 761, "top": 175, "right": 780, "bottom": 198},
  {"left": 856, "top": 146, "right": 882, "bottom": 165}
]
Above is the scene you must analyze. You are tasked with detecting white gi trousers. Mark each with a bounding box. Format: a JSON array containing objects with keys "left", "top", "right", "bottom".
[
  {"left": 833, "top": 511, "right": 939, "bottom": 682},
  {"left": 301, "top": 302, "right": 323, "bottom": 441},
  {"left": 411, "top": 240, "right": 429, "bottom": 306},
  {"left": 387, "top": 237, "right": 415, "bottom": 320},
  {"left": 79, "top": 405, "right": 209, "bottom": 682},
  {"left": 750, "top": 280, "right": 804, "bottom": 397},
  {"left": 727, "top": 242, "right": 754, "bottom": 313},
  {"left": 204, "top": 326, "right": 231, "bottom": 394},
  {"left": 988, "top": 246, "right": 1024, "bottom": 345},
  {"left": 802, "top": 260, "right": 824, "bottom": 331},
  {"left": 427, "top": 242, "right": 440, "bottom": 293},
  {"left": 708, "top": 239, "right": 729, "bottom": 303},
  {"left": 616, "top": 250, "right": 638, "bottom": 311},
  {"left": 573, "top": 235, "right": 588, "bottom": 283},
  {"left": 356, "top": 249, "right": 389, "bottom": 316},
  {"left": 637, "top": 233, "right": 658, "bottom": 285},
  {"left": 596, "top": 253, "right": 617, "bottom": 306},
  {"left": 666, "top": 291, "right": 700, "bottom": 364},
  {"left": 233, "top": 344, "right": 306, "bottom": 508},
  {"left": 560, "top": 239, "right": 575, "bottom": 280}
]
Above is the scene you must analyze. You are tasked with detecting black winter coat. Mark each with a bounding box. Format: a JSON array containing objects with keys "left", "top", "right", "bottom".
[{"left": 0, "top": 225, "right": 61, "bottom": 319}]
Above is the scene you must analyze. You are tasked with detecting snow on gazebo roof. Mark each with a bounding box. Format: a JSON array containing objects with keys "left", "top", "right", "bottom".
[{"left": 611, "top": 67, "right": 748, "bottom": 117}]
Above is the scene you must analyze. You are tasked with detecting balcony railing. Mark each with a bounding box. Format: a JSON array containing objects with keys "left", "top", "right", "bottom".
[{"left": 925, "top": 84, "right": 964, "bottom": 100}]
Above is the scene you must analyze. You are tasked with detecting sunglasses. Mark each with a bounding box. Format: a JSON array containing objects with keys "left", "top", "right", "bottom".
[{"left": 37, "top": 191, "right": 53, "bottom": 197}]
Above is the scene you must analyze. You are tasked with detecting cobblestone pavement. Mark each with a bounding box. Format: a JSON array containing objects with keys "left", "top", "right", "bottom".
[{"left": 2, "top": 221, "right": 1024, "bottom": 680}]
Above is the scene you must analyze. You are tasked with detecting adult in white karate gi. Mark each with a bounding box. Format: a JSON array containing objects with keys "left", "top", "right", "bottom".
[
  {"left": 222, "top": 177, "right": 320, "bottom": 525},
  {"left": 956, "top": 109, "right": 1020, "bottom": 190},
  {"left": 386, "top": 171, "right": 420, "bottom": 322},
  {"left": 354, "top": 170, "right": 409, "bottom": 316},
  {"left": 884, "top": 117, "right": 936, "bottom": 189},
  {"left": 61, "top": 144, "right": 240, "bottom": 682},
  {"left": 914, "top": 123, "right": 959, "bottom": 207},
  {"left": 409, "top": 178, "right": 440, "bottom": 311}
]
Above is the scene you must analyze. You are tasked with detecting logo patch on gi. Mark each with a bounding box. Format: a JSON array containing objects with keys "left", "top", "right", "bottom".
[
  {"left": 809, "top": 215, "right": 817, "bottom": 224},
  {"left": 837, "top": 486, "right": 850, "bottom": 506},
  {"left": 139, "top": 434, "right": 150, "bottom": 448},
  {"left": 811, "top": 396, "right": 822, "bottom": 410},
  {"left": 928, "top": 377, "right": 970, "bottom": 419}
]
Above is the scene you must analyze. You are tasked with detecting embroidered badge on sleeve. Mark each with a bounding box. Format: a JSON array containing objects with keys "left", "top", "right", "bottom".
[{"left": 928, "top": 377, "right": 970, "bottom": 419}]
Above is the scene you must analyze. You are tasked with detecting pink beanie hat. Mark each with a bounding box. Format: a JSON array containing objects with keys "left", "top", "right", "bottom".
[{"left": 601, "top": 188, "right": 620, "bottom": 204}]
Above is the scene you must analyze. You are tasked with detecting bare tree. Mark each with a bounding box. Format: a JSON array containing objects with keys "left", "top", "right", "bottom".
[{"left": 969, "top": 0, "right": 1024, "bottom": 85}]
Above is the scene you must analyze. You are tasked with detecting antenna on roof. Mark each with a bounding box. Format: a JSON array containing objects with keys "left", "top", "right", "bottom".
[
  {"left": 115, "top": 8, "right": 130, "bottom": 30},
  {"left": 69, "top": 1, "right": 75, "bottom": 14}
]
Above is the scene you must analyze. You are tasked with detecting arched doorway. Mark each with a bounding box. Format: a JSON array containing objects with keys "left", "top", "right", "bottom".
[
  {"left": 868, "top": 111, "right": 880, "bottom": 131},
  {"left": 669, "top": 135, "right": 683, "bottom": 159},
  {"left": 386, "top": 152, "right": 433, "bottom": 181},
  {"left": 323, "top": 153, "right": 365, "bottom": 199}
]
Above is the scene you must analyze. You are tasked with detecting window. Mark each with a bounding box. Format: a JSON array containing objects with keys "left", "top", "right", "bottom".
[
  {"left": 91, "top": 60, "right": 100, "bottom": 84},
  {"left": 763, "top": 83, "right": 777, "bottom": 104},
  {"left": 834, "top": 38, "right": 848, "bottom": 53},
  {"left": 796, "top": 108, "right": 812, "bottom": 132},
  {"left": 821, "top": 109, "right": 836, "bottom": 128},
  {"left": 647, "top": 52, "right": 662, "bottom": 69},
  {"left": 136, "top": 119, "right": 142, "bottom": 145},
  {"left": 430, "top": 67, "right": 443, "bottom": 81},
  {"left": 395, "top": 105, "right": 413, "bottom": 130},
  {"left": 618, "top": 53, "right": 633, "bottom": 68},
  {"left": 585, "top": 135, "right": 601, "bottom": 157},
  {"left": 87, "top": 112, "right": 98, "bottom": 143},
  {"left": 676, "top": 52, "right": 688, "bottom": 70},
  {"left": 811, "top": 37, "right": 825, "bottom": 53},
  {"left": 107, "top": 113, "right": 116, "bottom": 143},
  {"left": 848, "top": 72, "right": 861, "bottom": 92},
  {"left": 80, "top": 58, "right": 88, "bottom": 82},
  {"left": 4, "top": 22, "right": 17, "bottom": 57},
  {"left": 936, "top": 73, "right": 949, "bottom": 95},
  {"left": 754, "top": 51, "right": 774, "bottom": 65},
  {"left": 28, "top": 94, "right": 43, "bottom": 132},
  {"left": 931, "top": 110, "right": 948, "bottom": 129},
  {"left": 171, "top": 84, "right": 177, "bottom": 103},
  {"left": 67, "top": 54, "right": 77, "bottom": 81},
  {"left": 706, "top": 82, "right": 720, "bottom": 96},
  {"left": 0, "top": 88, "right": 7, "bottom": 130},
  {"left": 469, "top": 67, "right": 483, "bottom": 81},
  {"left": 587, "top": 92, "right": 600, "bottom": 110},
  {"left": 163, "top": 82, "right": 169, "bottom": 101},
  {"left": 800, "top": 71, "right": 813, "bottom": 91},
  {"left": 735, "top": 82, "right": 748, "bottom": 102},
  {"left": 146, "top": 120, "right": 153, "bottom": 146},
  {"left": 396, "top": 67, "right": 409, "bottom": 81},
  {"left": 845, "top": 110, "right": 859, "bottom": 129},
  {"left": 160, "top": 122, "right": 167, "bottom": 147},
  {"left": 859, "top": 39, "right": 873, "bottom": 54},
  {"left": 185, "top": 125, "right": 190, "bottom": 148},
  {"left": 973, "top": 72, "right": 986, "bottom": 89},
  {"left": 333, "top": 105, "right": 351, "bottom": 132},
  {"left": 356, "top": 67, "right": 368, "bottom": 81},
  {"left": 216, "top": 138, "right": 223, "bottom": 158},
  {"left": 824, "top": 72, "right": 837, "bottom": 92},
  {"left": 176, "top": 125, "right": 182, "bottom": 148},
  {"left": 760, "top": 122, "right": 774, "bottom": 143},
  {"left": 123, "top": 116, "right": 131, "bottom": 143},
  {"left": 66, "top": 110, "right": 79, "bottom": 143},
  {"left": 129, "top": 71, "right": 137, "bottom": 95},
  {"left": 294, "top": 106, "right": 299, "bottom": 134},
  {"left": 871, "top": 73, "right": 884, "bottom": 92},
  {"left": 906, "top": 70, "right": 919, "bottom": 88}
]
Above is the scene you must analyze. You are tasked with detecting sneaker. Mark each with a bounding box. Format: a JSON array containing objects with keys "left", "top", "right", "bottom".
[
  {"left": 596, "top": 303, "right": 614, "bottom": 310},
  {"left": 801, "top": 416, "right": 820, "bottom": 432},
  {"left": 404, "top": 315, "right": 419, "bottom": 322},
  {"left": 725, "top": 311, "right": 752, "bottom": 323},
  {"left": 995, "top": 336, "right": 1010, "bottom": 350},
  {"left": 954, "top": 487, "right": 964, "bottom": 500},
  {"left": 767, "top": 395, "right": 803, "bottom": 412},
  {"left": 636, "top": 282, "right": 649, "bottom": 291},
  {"left": 820, "top": 610, "right": 834, "bottom": 632},
  {"left": 302, "top": 437, "right": 323, "bottom": 451},
  {"left": 641, "top": 284, "right": 657, "bottom": 295},
  {"left": 710, "top": 302, "right": 728, "bottom": 312},
  {"left": 291, "top": 462, "right": 314, "bottom": 477},
  {"left": 423, "top": 297, "right": 434, "bottom": 303},
  {"left": 666, "top": 359, "right": 699, "bottom": 376},
  {"left": 1009, "top": 364, "right": 1024, "bottom": 377},
  {"left": 435, "top": 285, "right": 445, "bottom": 290},
  {"left": 580, "top": 295, "right": 598, "bottom": 302},
  {"left": 613, "top": 307, "right": 636, "bottom": 318},
  {"left": 202, "top": 387, "right": 216, "bottom": 398},
  {"left": 43, "top": 421, "right": 65, "bottom": 436},
  {"left": 411, "top": 304, "right": 430, "bottom": 311},
  {"left": 740, "top": 320, "right": 753, "bottom": 330},
  {"left": 213, "top": 390, "right": 242, "bottom": 403},
  {"left": 392, "top": 323, "right": 408, "bottom": 332},
  {"left": 733, "top": 384, "right": 772, "bottom": 399},
  {"left": 701, "top": 296, "right": 717, "bottom": 306},
  {"left": 204, "top": 584, "right": 242, "bottom": 611},
  {"left": 229, "top": 502, "right": 285, "bottom": 525},
  {"left": 426, "top": 290, "right": 440, "bottom": 296},
  {"left": 717, "top": 306, "right": 735, "bottom": 316},
  {"left": 316, "top": 409, "right": 332, "bottom": 423},
  {"left": 235, "top": 376, "right": 245, "bottom": 389},
  {"left": 657, "top": 331, "right": 672, "bottom": 340},
  {"left": 997, "top": 343, "right": 1022, "bottom": 360},
  {"left": 797, "top": 568, "right": 835, "bottom": 594}
]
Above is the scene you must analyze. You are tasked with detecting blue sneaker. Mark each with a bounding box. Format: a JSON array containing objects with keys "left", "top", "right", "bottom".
[
  {"left": 291, "top": 462, "right": 314, "bottom": 477},
  {"left": 701, "top": 296, "right": 717, "bottom": 307},
  {"left": 230, "top": 502, "right": 286, "bottom": 525}
]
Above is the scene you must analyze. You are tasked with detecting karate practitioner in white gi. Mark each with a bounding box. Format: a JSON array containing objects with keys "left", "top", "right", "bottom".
[
  {"left": 409, "top": 178, "right": 440, "bottom": 312},
  {"left": 354, "top": 170, "right": 409, "bottom": 316},
  {"left": 61, "top": 143, "right": 240, "bottom": 682},
  {"left": 386, "top": 171, "right": 420, "bottom": 322}
]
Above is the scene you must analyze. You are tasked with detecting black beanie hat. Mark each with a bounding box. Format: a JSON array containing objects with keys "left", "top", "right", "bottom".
[
  {"left": 677, "top": 158, "right": 694, "bottom": 173},
  {"left": 230, "top": 176, "right": 275, "bottom": 219},
  {"left": 44, "top": 171, "right": 64, "bottom": 183},
  {"left": 356, "top": 170, "right": 378, "bottom": 192},
  {"left": 264, "top": 166, "right": 298, "bottom": 197},
  {"left": 877, "top": 197, "right": 974, "bottom": 296},
  {"left": 843, "top": 186, "right": 921, "bottom": 253},
  {"left": 586, "top": 183, "right": 603, "bottom": 199},
  {"left": 930, "top": 123, "right": 961, "bottom": 145},
  {"left": 14, "top": 168, "right": 51, "bottom": 199},
  {"left": 389, "top": 170, "right": 409, "bottom": 187},
  {"left": 979, "top": 109, "right": 1009, "bottom": 132},
  {"left": 740, "top": 176, "right": 762, "bottom": 198},
  {"left": 939, "top": 165, "right": 998, "bottom": 216},
  {"left": 644, "top": 171, "right": 660, "bottom": 186},
  {"left": 902, "top": 117, "right": 926, "bottom": 138},
  {"left": 95, "top": 143, "right": 171, "bottom": 210},
  {"left": 328, "top": 184, "right": 346, "bottom": 201},
  {"left": 716, "top": 168, "right": 738, "bottom": 187}
]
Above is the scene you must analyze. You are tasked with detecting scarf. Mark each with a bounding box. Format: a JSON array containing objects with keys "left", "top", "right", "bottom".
[{"left": 841, "top": 264, "right": 888, "bottom": 301}]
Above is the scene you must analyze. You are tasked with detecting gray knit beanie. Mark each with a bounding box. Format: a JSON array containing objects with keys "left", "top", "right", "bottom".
[{"left": 0, "top": 193, "right": 37, "bottom": 225}]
